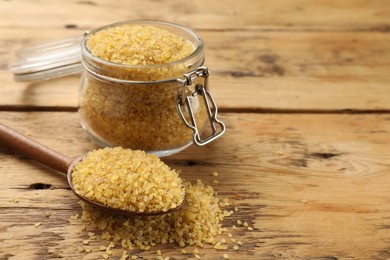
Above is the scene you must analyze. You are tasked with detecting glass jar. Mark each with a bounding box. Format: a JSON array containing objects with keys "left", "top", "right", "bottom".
[
  {"left": 10, "top": 20, "right": 225, "bottom": 157},
  {"left": 79, "top": 20, "right": 224, "bottom": 156}
]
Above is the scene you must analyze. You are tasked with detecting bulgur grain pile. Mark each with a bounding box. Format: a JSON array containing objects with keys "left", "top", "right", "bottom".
[
  {"left": 86, "top": 25, "right": 194, "bottom": 66},
  {"left": 79, "top": 179, "right": 225, "bottom": 248},
  {"left": 72, "top": 147, "right": 185, "bottom": 213},
  {"left": 80, "top": 23, "right": 207, "bottom": 151}
]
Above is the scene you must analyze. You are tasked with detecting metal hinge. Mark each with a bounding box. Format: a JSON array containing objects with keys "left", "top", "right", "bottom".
[{"left": 177, "top": 66, "right": 225, "bottom": 146}]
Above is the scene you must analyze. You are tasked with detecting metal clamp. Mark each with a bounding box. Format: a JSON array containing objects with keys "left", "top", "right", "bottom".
[{"left": 177, "top": 67, "right": 225, "bottom": 146}]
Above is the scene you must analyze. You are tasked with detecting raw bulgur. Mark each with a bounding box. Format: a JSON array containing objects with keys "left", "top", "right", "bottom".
[
  {"left": 34, "top": 222, "right": 41, "bottom": 228},
  {"left": 72, "top": 147, "right": 185, "bottom": 213},
  {"left": 78, "top": 179, "right": 226, "bottom": 249},
  {"left": 86, "top": 25, "right": 194, "bottom": 67},
  {"left": 69, "top": 157, "right": 245, "bottom": 258},
  {"left": 80, "top": 23, "right": 207, "bottom": 151}
]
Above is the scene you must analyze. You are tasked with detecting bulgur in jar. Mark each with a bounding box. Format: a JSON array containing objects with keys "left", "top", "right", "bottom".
[{"left": 79, "top": 20, "right": 224, "bottom": 156}]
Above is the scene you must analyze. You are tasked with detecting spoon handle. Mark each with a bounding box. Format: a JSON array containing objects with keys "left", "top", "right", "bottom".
[{"left": 0, "top": 123, "right": 73, "bottom": 174}]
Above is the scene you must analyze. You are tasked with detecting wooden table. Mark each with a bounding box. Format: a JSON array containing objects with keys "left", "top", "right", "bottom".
[{"left": 1, "top": 1, "right": 389, "bottom": 259}]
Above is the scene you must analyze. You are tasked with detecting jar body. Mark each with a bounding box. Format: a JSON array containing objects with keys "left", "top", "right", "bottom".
[
  {"left": 79, "top": 72, "right": 208, "bottom": 156},
  {"left": 78, "top": 20, "right": 209, "bottom": 156}
]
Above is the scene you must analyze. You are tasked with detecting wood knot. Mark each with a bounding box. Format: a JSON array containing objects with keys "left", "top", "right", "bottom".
[
  {"left": 29, "top": 183, "right": 52, "bottom": 190},
  {"left": 65, "top": 24, "right": 78, "bottom": 29},
  {"left": 184, "top": 160, "right": 199, "bottom": 166},
  {"left": 310, "top": 153, "right": 341, "bottom": 159}
]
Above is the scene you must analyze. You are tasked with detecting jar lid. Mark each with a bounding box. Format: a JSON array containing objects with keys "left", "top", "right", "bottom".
[{"left": 10, "top": 35, "right": 83, "bottom": 82}]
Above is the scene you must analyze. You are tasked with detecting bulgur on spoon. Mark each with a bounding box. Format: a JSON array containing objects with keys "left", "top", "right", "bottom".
[
  {"left": 70, "top": 147, "right": 185, "bottom": 216},
  {"left": 0, "top": 123, "right": 185, "bottom": 216}
]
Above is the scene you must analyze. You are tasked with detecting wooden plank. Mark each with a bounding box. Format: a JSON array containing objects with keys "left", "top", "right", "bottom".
[
  {"left": 3, "top": 29, "right": 390, "bottom": 80},
  {"left": 0, "top": 0, "right": 389, "bottom": 31},
  {"left": 2, "top": 74, "right": 390, "bottom": 112},
  {"left": 1, "top": 30, "right": 390, "bottom": 111},
  {"left": 0, "top": 111, "right": 389, "bottom": 259},
  {"left": 204, "top": 31, "right": 390, "bottom": 80}
]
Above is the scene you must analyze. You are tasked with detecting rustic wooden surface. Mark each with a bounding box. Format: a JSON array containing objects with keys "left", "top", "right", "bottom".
[{"left": 0, "top": 0, "right": 389, "bottom": 259}]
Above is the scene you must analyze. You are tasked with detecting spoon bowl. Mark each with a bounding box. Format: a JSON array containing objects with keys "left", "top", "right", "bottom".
[
  {"left": 67, "top": 156, "right": 185, "bottom": 216},
  {"left": 0, "top": 123, "right": 185, "bottom": 217}
]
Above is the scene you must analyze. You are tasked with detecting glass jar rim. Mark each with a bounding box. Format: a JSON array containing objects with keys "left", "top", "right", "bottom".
[{"left": 81, "top": 20, "right": 204, "bottom": 70}]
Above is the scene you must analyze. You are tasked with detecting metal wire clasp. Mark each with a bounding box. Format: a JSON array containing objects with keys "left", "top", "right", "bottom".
[{"left": 176, "top": 66, "right": 225, "bottom": 146}]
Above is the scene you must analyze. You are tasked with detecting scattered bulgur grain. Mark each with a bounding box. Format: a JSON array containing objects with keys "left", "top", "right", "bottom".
[
  {"left": 232, "top": 225, "right": 237, "bottom": 230},
  {"left": 212, "top": 172, "right": 219, "bottom": 177},
  {"left": 195, "top": 254, "right": 201, "bottom": 259},
  {"left": 223, "top": 210, "right": 233, "bottom": 217},
  {"left": 99, "top": 246, "right": 106, "bottom": 251},
  {"left": 237, "top": 220, "right": 243, "bottom": 226},
  {"left": 193, "top": 248, "right": 199, "bottom": 254},
  {"left": 181, "top": 249, "right": 187, "bottom": 254},
  {"left": 196, "top": 241, "right": 204, "bottom": 248},
  {"left": 88, "top": 232, "right": 97, "bottom": 240},
  {"left": 130, "top": 255, "right": 137, "bottom": 260},
  {"left": 120, "top": 250, "right": 129, "bottom": 260},
  {"left": 213, "top": 180, "right": 219, "bottom": 185},
  {"left": 102, "top": 254, "right": 109, "bottom": 259},
  {"left": 72, "top": 147, "right": 185, "bottom": 213},
  {"left": 45, "top": 211, "right": 52, "bottom": 218},
  {"left": 231, "top": 238, "right": 236, "bottom": 243},
  {"left": 82, "top": 240, "right": 89, "bottom": 245},
  {"left": 78, "top": 247, "right": 84, "bottom": 253},
  {"left": 85, "top": 248, "right": 92, "bottom": 253},
  {"left": 70, "top": 214, "right": 79, "bottom": 220},
  {"left": 248, "top": 227, "right": 254, "bottom": 231},
  {"left": 228, "top": 233, "right": 232, "bottom": 238},
  {"left": 219, "top": 201, "right": 229, "bottom": 207},
  {"left": 301, "top": 199, "right": 308, "bottom": 204},
  {"left": 221, "top": 238, "right": 226, "bottom": 244},
  {"left": 78, "top": 179, "right": 228, "bottom": 251},
  {"left": 237, "top": 240, "right": 243, "bottom": 246},
  {"left": 223, "top": 253, "right": 229, "bottom": 259},
  {"left": 234, "top": 207, "right": 239, "bottom": 212},
  {"left": 233, "top": 245, "right": 239, "bottom": 250},
  {"left": 243, "top": 222, "right": 249, "bottom": 227},
  {"left": 213, "top": 242, "right": 228, "bottom": 250},
  {"left": 34, "top": 222, "right": 41, "bottom": 228}
]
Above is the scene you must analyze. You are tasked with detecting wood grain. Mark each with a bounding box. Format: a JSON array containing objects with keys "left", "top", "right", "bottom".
[
  {"left": 1, "top": 0, "right": 390, "bottom": 259},
  {"left": 0, "top": 112, "right": 389, "bottom": 259},
  {"left": 1, "top": 30, "right": 390, "bottom": 111},
  {"left": 0, "top": 0, "right": 390, "bottom": 31}
]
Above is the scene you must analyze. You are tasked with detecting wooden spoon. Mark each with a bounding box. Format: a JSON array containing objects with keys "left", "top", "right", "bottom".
[{"left": 0, "top": 123, "right": 185, "bottom": 216}]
